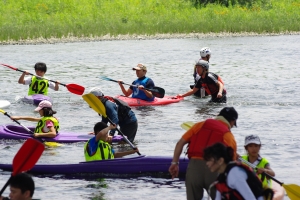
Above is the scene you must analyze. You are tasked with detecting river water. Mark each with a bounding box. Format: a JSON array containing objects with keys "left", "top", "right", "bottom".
[{"left": 0, "top": 35, "right": 299, "bottom": 200}]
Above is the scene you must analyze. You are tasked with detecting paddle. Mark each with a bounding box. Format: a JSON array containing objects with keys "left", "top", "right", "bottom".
[
  {"left": 1, "top": 63, "right": 85, "bottom": 95},
  {"left": 82, "top": 93, "right": 141, "bottom": 155},
  {"left": 239, "top": 157, "right": 300, "bottom": 199},
  {"left": 0, "top": 109, "right": 62, "bottom": 147},
  {"left": 0, "top": 138, "right": 44, "bottom": 196},
  {"left": 180, "top": 121, "right": 300, "bottom": 199},
  {"left": 100, "top": 76, "right": 165, "bottom": 98}
]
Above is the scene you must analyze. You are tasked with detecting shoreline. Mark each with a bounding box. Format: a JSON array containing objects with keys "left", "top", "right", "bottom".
[{"left": 1, "top": 31, "right": 300, "bottom": 45}]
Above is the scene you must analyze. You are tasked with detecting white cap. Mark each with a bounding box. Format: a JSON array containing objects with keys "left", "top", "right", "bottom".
[
  {"left": 244, "top": 134, "right": 261, "bottom": 146},
  {"left": 89, "top": 87, "right": 104, "bottom": 97},
  {"left": 35, "top": 100, "right": 52, "bottom": 111}
]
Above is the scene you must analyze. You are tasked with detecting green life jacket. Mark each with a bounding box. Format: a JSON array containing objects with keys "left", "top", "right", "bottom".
[
  {"left": 84, "top": 139, "right": 114, "bottom": 161},
  {"left": 241, "top": 155, "right": 271, "bottom": 188},
  {"left": 34, "top": 116, "right": 59, "bottom": 134},
  {"left": 28, "top": 76, "right": 49, "bottom": 95}
]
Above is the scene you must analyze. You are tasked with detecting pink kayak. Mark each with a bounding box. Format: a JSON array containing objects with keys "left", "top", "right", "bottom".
[{"left": 115, "top": 95, "right": 184, "bottom": 106}]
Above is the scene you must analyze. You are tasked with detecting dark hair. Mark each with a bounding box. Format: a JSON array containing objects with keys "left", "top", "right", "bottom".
[
  {"left": 94, "top": 122, "right": 108, "bottom": 135},
  {"left": 10, "top": 173, "right": 34, "bottom": 197},
  {"left": 203, "top": 143, "right": 234, "bottom": 164},
  {"left": 42, "top": 107, "right": 57, "bottom": 116},
  {"left": 34, "top": 62, "right": 47, "bottom": 72}
]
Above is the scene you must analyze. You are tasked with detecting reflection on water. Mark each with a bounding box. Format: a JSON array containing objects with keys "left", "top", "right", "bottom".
[{"left": 0, "top": 35, "right": 299, "bottom": 199}]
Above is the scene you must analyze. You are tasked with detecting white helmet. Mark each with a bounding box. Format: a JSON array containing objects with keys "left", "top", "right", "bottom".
[
  {"left": 200, "top": 47, "right": 211, "bottom": 57},
  {"left": 195, "top": 60, "right": 209, "bottom": 70},
  {"left": 89, "top": 87, "right": 104, "bottom": 97}
]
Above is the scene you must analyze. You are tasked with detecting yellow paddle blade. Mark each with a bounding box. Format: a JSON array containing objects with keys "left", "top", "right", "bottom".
[
  {"left": 0, "top": 109, "right": 5, "bottom": 114},
  {"left": 283, "top": 184, "right": 300, "bottom": 200},
  {"left": 180, "top": 121, "right": 195, "bottom": 130},
  {"left": 44, "top": 142, "right": 63, "bottom": 147},
  {"left": 82, "top": 94, "right": 107, "bottom": 117}
]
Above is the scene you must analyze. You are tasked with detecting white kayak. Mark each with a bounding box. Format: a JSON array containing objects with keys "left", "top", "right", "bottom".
[{"left": 0, "top": 100, "right": 10, "bottom": 109}]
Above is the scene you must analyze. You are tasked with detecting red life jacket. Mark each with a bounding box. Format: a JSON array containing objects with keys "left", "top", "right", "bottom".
[
  {"left": 202, "top": 72, "right": 226, "bottom": 95},
  {"left": 215, "top": 162, "right": 264, "bottom": 200},
  {"left": 187, "top": 119, "right": 229, "bottom": 159}
]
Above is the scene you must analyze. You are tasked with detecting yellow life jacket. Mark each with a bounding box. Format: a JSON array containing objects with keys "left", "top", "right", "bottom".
[
  {"left": 34, "top": 116, "right": 59, "bottom": 134},
  {"left": 241, "top": 155, "right": 271, "bottom": 188},
  {"left": 28, "top": 76, "right": 49, "bottom": 95},
  {"left": 84, "top": 139, "right": 114, "bottom": 161}
]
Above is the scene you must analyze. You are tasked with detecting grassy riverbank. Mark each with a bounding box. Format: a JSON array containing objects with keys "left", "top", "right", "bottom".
[{"left": 0, "top": 0, "right": 299, "bottom": 42}]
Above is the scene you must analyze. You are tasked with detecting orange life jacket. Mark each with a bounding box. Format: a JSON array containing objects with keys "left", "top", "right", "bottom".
[{"left": 202, "top": 72, "right": 225, "bottom": 95}]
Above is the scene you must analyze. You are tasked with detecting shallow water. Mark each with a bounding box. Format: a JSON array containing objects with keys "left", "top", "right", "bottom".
[{"left": 0, "top": 35, "right": 300, "bottom": 199}]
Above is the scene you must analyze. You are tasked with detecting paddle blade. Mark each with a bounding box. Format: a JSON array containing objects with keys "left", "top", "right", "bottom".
[
  {"left": 44, "top": 142, "right": 63, "bottom": 147},
  {"left": 283, "top": 184, "right": 300, "bottom": 200},
  {"left": 0, "top": 63, "right": 17, "bottom": 71},
  {"left": 181, "top": 121, "right": 195, "bottom": 130},
  {"left": 148, "top": 87, "right": 165, "bottom": 98},
  {"left": 82, "top": 94, "right": 107, "bottom": 117},
  {"left": 66, "top": 83, "right": 85, "bottom": 95},
  {"left": 12, "top": 138, "right": 44, "bottom": 176}
]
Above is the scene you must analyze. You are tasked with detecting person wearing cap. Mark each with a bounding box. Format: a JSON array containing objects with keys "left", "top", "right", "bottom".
[
  {"left": 118, "top": 63, "right": 155, "bottom": 102},
  {"left": 18, "top": 62, "right": 59, "bottom": 96},
  {"left": 10, "top": 100, "right": 59, "bottom": 138},
  {"left": 169, "top": 107, "right": 238, "bottom": 200},
  {"left": 179, "top": 60, "right": 226, "bottom": 103},
  {"left": 84, "top": 122, "right": 139, "bottom": 161},
  {"left": 242, "top": 135, "right": 276, "bottom": 190},
  {"left": 89, "top": 87, "right": 138, "bottom": 142}
]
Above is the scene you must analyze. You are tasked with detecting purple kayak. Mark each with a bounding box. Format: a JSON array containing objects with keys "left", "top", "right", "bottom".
[
  {"left": 0, "top": 124, "right": 123, "bottom": 143},
  {"left": 0, "top": 155, "right": 188, "bottom": 178},
  {"left": 22, "top": 94, "right": 52, "bottom": 105}
]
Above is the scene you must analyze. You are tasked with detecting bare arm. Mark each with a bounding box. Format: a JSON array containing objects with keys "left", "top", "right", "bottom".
[
  {"left": 118, "top": 81, "right": 133, "bottom": 97},
  {"left": 11, "top": 116, "right": 40, "bottom": 122},
  {"left": 114, "top": 148, "right": 139, "bottom": 158},
  {"left": 34, "top": 126, "right": 56, "bottom": 138},
  {"left": 138, "top": 85, "right": 153, "bottom": 98},
  {"left": 216, "top": 81, "right": 224, "bottom": 98},
  {"left": 54, "top": 81, "right": 59, "bottom": 91},
  {"left": 18, "top": 72, "right": 28, "bottom": 84},
  {"left": 169, "top": 138, "right": 188, "bottom": 179},
  {"left": 178, "top": 87, "right": 199, "bottom": 98},
  {"left": 257, "top": 164, "right": 275, "bottom": 177},
  {"left": 95, "top": 124, "right": 117, "bottom": 142}
]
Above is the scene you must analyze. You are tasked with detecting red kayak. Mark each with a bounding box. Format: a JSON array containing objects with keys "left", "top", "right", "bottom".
[{"left": 115, "top": 95, "right": 183, "bottom": 106}]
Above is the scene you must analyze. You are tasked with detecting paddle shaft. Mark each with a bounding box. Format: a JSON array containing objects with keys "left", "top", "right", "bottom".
[
  {"left": 238, "top": 157, "right": 283, "bottom": 186},
  {"left": 101, "top": 76, "right": 165, "bottom": 98}
]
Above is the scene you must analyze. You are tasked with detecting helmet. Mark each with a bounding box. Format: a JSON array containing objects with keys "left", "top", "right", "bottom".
[
  {"left": 89, "top": 87, "right": 104, "bottom": 97},
  {"left": 195, "top": 60, "right": 209, "bottom": 70},
  {"left": 200, "top": 47, "right": 211, "bottom": 57}
]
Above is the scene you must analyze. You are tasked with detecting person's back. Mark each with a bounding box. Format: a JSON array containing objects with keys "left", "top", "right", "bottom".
[{"left": 18, "top": 62, "right": 59, "bottom": 95}]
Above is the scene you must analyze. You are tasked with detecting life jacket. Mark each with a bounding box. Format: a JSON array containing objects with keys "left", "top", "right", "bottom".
[
  {"left": 187, "top": 119, "right": 229, "bottom": 159},
  {"left": 34, "top": 116, "right": 59, "bottom": 134},
  {"left": 241, "top": 155, "right": 271, "bottom": 189},
  {"left": 201, "top": 72, "right": 226, "bottom": 95},
  {"left": 215, "top": 162, "right": 264, "bottom": 200},
  {"left": 28, "top": 76, "right": 49, "bottom": 95},
  {"left": 84, "top": 139, "right": 114, "bottom": 161},
  {"left": 132, "top": 77, "right": 154, "bottom": 101},
  {"left": 101, "top": 96, "right": 132, "bottom": 121}
]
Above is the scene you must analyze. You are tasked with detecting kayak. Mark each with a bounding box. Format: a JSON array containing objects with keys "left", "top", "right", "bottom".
[
  {"left": 0, "top": 100, "right": 10, "bottom": 109},
  {"left": 0, "top": 155, "right": 188, "bottom": 178},
  {"left": 21, "top": 94, "right": 52, "bottom": 105},
  {"left": 0, "top": 124, "right": 123, "bottom": 143},
  {"left": 116, "top": 95, "right": 184, "bottom": 106}
]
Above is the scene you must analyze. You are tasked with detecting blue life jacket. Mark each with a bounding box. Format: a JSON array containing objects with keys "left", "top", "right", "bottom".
[{"left": 132, "top": 77, "right": 154, "bottom": 101}]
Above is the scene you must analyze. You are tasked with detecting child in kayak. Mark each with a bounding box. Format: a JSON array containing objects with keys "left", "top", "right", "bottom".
[
  {"left": 10, "top": 100, "right": 59, "bottom": 138},
  {"left": 203, "top": 142, "right": 265, "bottom": 200},
  {"left": 18, "top": 62, "right": 59, "bottom": 95},
  {"left": 241, "top": 134, "right": 284, "bottom": 200},
  {"left": 84, "top": 122, "right": 139, "bottom": 161}
]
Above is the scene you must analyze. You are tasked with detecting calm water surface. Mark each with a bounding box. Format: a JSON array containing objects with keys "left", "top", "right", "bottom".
[{"left": 0, "top": 35, "right": 300, "bottom": 199}]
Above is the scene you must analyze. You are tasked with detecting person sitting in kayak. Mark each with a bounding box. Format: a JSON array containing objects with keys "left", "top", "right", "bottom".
[
  {"left": 0, "top": 173, "right": 35, "bottom": 200},
  {"left": 10, "top": 100, "right": 59, "bottom": 138},
  {"left": 84, "top": 122, "right": 139, "bottom": 161},
  {"left": 18, "top": 62, "right": 59, "bottom": 96},
  {"left": 118, "top": 63, "right": 155, "bottom": 102},
  {"left": 242, "top": 135, "right": 284, "bottom": 199},
  {"left": 178, "top": 60, "right": 227, "bottom": 103},
  {"left": 89, "top": 87, "right": 138, "bottom": 142},
  {"left": 191, "top": 47, "right": 211, "bottom": 97},
  {"left": 203, "top": 142, "right": 266, "bottom": 200}
]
